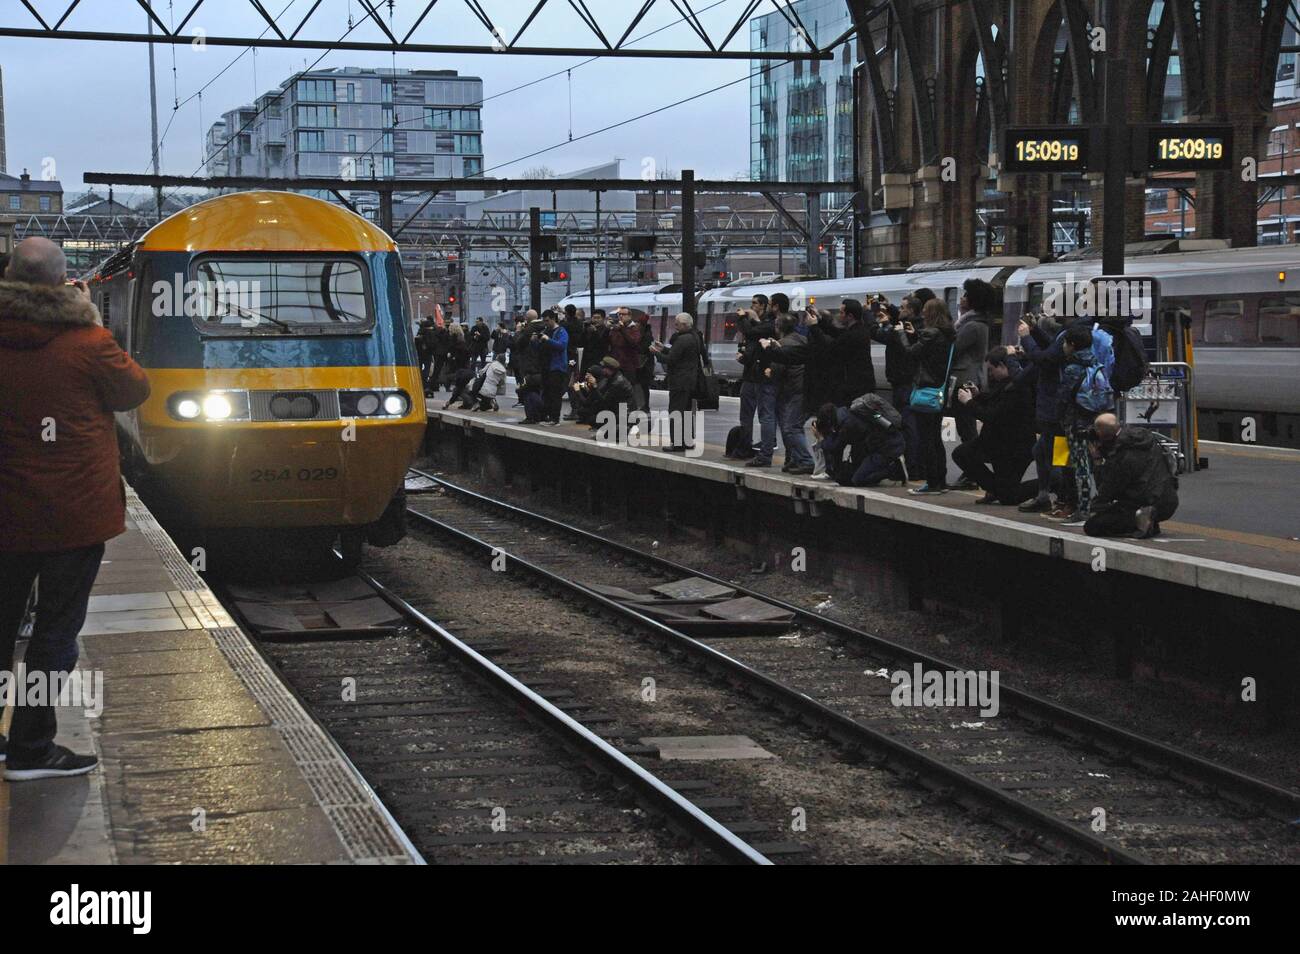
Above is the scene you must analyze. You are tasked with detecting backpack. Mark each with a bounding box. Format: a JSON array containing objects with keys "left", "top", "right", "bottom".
[
  {"left": 1073, "top": 363, "right": 1114, "bottom": 413},
  {"left": 1108, "top": 324, "right": 1150, "bottom": 392},
  {"left": 725, "top": 425, "right": 757, "bottom": 459},
  {"left": 849, "top": 392, "right": 903, "bottom": 430}
]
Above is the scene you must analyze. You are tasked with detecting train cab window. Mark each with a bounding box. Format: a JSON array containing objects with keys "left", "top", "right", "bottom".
[
  {"left": 944, "top": 287, "right": 959, "bottom": 315},
  {"left": 1202, "top": 298, "right": 1256, "bottom": 345},
  {"left": 189, "top": 256, "right": 373, "bottom": 335},
  {"left": 1257, "top": 294, "right": 1300, "bottom": 345}
]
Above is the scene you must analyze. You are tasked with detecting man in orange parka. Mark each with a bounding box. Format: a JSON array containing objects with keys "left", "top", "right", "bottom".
[{"left": 0, "top": 237, "right": 150, "bottom": 781}]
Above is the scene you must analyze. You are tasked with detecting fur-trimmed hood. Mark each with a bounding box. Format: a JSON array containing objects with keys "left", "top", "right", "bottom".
[{"left": 0, "top": 280, "right": 103, "bottom": 350}]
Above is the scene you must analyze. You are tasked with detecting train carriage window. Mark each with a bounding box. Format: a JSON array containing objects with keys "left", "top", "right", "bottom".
[
  {"left": 944, "top": 287, "right": 959, "bottom": 315},
  {"left": 1202, "top": 298, "right": 1256, "bottom": 345},
  {"left": 1257, "top": 294, "right": 1300, "bottom": 345},
  {"left": 189, "top": 256, "right": 373, "bottom": 336}
]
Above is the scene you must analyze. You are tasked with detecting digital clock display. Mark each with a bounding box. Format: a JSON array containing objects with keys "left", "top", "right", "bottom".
[
  {"left": 1145, "top": 124, "right": 1233, "bottom": 171},
  {"left": 1003, "top": 127, "right": 1089, "bottom": 173}
]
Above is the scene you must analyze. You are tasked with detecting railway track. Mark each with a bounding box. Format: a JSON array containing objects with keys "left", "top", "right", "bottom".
[
  {"left": 403, "top": 469, "right": 1300, "bottom": 865},
  {"left": 217, "top": 568, "right": 771, "bottom": 865}
]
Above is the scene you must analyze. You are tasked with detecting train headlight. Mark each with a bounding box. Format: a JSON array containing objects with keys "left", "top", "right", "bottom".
[
  {"left": 338, "top": 389, "right": 411, "bottom": 418},
  {"left": 203, "top": 394, "right": 234, "bottom": 420},
  {"left": 167, "top": 390, "right": 250, "bottom": 422}
]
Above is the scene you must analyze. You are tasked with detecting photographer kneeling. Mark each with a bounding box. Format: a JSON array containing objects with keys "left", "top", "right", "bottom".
[
  {"left": 811, "top": 395, "right": 907, "bottom": 487},
  {"left": 949, "top": 346, "right": 1039, "bottom": 505},
  {"left": 1083, "top": 413, "right": 1180, "bottom": 539}
]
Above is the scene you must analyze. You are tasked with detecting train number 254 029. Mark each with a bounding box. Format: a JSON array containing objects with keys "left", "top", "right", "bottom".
[{"left": 250, "top": 467, "right": 339, "bottom": 482}]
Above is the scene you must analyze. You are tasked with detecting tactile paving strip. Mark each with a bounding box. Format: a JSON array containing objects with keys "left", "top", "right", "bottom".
[{"left": 124, "top": 486, "right": 420, "bottom": 864}]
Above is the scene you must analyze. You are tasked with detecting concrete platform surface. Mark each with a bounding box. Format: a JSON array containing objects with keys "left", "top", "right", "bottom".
[
  {"left": 0, "top": 487, "right": 420, "bottom": 865},
  {"left": 425, "top": 397, "right": 1300, "bottom": 613}
]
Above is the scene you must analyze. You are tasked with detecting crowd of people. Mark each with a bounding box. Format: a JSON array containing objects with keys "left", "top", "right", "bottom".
[
  {"left": 420, "top": 279, "right": 1178, "bottom": 540},
  {"left": 724, "top": 280, "right": 1177, "bottom": 538}
]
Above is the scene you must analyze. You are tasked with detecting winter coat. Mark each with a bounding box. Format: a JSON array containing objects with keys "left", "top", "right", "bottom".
[
  {"left": 764, "top": 332, "right": 807, "bottom": 399},
  {"left": 446, "top": 336, "right": 470, "bottom": 372},
  {"left": 594, "top": 369, "right": 635, "bottom": 414},
  {"left": 738, "top": 315, "right": 776, "bottom": 384},
  {"left": 965, "top": 365, "right": 1036, "bottom": 457},
  {"left": 658, "top": 328, "right": 702, "bottom": 394},
  {"left": 952, "top": 311, "right": 991, "bottom": 390},
  {"left": 477, "top": 359, "right": 509, "bottom": 399},
  {"left": 810, "top": 317, "right": 875, "bottom": 403},
  {"left": 901, "top": 325, "right": 957, "bottom": 392},
  {"left": 581, "top": 323, "right": 610, "bottom": 372},
  {"left": 1019, "top": 320, "right": 1066, "bottom": 424},
  {"left": 870, "top": 317, "right": 915, "bottom": 387},
  {"left": 0, "top": 281, "right": 151, "bottom": 552},
  {"left": 1094, "top": 426, "right": 1179, "bottom": 512},
  {"left": 607, "top": 321, "right": 642, "bottom": 377}
]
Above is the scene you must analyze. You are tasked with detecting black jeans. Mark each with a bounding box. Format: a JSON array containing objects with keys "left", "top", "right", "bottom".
[
  {"left": 891, "top": 383, "right": 922, "bottom": 475},
  {"left": 668, "top": 388, "right": 695, "bottom": 448},
  {"left": 914, "top": 410, "right": 948, "bottom": 487},
  {"left": 0, "top": 543, "right": 105, "bottom": 759},
  {"left": 951, "top": 436, "right": 1039, "bottom": 504},
  {"left": 1084, "top": 496, "right": 1178, "bottom": 537},
  {"left": 543, "top": 370, "right": 568, "bottom": 423}
]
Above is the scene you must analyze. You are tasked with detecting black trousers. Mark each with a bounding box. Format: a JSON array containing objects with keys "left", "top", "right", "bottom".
[
  {"left": 543, "top": 370, "right": 568, "bottom": 423},
  {"left": 951, "top": 436, "right": 1039, "bottom": 504},
  {"left": 914, "top": 410, "right": 948, "bottom": 487},
  {"left": 0, "top": 543, "right": 106, "bottom": 759},
  {"left": 1084, "top": 497, "right": 1178, "bottom": 537},
  {"left": 668, "top": 388, "right": 695, "bottom": 448}
]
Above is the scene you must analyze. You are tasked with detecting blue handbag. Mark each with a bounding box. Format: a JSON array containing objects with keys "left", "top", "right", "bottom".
[{"left": 909, "top": 343, "right": 955, "bottom": 413}]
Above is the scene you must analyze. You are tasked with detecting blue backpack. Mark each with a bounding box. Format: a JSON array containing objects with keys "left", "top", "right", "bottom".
[{"left": 1074, "top": 363, "right": 1114, "bottom": 413}]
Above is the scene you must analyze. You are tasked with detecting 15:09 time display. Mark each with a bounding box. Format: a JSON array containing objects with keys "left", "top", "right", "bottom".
[{"left": 1013, "top": 138, "right": 1082, "bottom": 163}]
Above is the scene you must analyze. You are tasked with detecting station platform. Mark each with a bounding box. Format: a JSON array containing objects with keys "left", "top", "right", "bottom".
[
  {"left": 424, "top": 386, "right": 1300, "bottom": 613},
  {"left": 0, "top": 487, "right": 419, "bottom": 865}
]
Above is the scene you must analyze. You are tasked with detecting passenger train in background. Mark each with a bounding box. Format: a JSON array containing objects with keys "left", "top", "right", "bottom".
[
  {"left": 88, "top": 190, "right": 426, "bottom": 566},
  {"left": 559, "top": 242, "right": 1300, "bottom": 447}
]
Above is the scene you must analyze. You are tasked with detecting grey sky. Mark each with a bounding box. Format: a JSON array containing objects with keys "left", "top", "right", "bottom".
[{"left": 0, "top": 0, "right": 778, "bottom": 192}]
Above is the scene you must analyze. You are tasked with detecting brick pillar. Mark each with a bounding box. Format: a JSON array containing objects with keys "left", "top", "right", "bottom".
[{"left": 1195, "top": 0, "right": 1268, "bottom": 247}]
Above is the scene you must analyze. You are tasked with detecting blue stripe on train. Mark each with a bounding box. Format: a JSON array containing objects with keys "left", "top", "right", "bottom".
[{"left": 139, "top": 250, "right": 416, "bottom": 369}]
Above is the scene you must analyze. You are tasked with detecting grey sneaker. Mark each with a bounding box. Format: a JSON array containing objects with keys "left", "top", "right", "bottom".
[{"left": 1134, "top": 505, "right": 1156, "bottom": 538}]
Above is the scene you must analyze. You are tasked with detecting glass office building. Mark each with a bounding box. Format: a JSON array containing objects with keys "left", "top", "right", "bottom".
[{"left": 750, "top": 0, "right": 854, "bottom": 202}]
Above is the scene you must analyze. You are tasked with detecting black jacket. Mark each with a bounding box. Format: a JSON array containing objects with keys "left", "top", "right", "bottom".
[
  {"left": 764, "top": 332, "right": 807, "bottom": 398},
  {"left": 811, "top": 317, "right": 875, "bottom": 403},
  {"left": 738, "top": 314, "right": 775, "bottom": 384},
  {"left": 595, "top": 369, "right": 635, "bottom": 414},
  {"left": 658, "top": 328, "right": 702, "bottom": 393},
  {"left": 582, "top": 323, "right": 610, "bottom": 372},
  {"left": 870, "top": 317, "right": 915, "bottom": 387},
  {"left": 965, "top": 364, "right": 1036, "bottom": 457},
  {"left": 1094, "top": 427, "right": 1180, "bottom": 511},
  {"left": 901, "top": 325, "right": 957, "bottom": 391}
]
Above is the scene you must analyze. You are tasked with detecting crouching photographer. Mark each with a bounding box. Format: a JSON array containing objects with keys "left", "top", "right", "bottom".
[
  {"left": 1083, "top": 413, "right": 1180, "bottom": 539},
  {"left": 811, "top": 394, "right": 907, "bottom": 487}
]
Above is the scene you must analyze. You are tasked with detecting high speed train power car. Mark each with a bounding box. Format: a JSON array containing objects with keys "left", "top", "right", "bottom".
[{"left": 89, "top": 190, "right": 426, "bottom": 564}]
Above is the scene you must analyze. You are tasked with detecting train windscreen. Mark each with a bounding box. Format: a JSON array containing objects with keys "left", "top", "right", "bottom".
[{"left": 187, "top": 256, "right": 373, "bottom": 335}]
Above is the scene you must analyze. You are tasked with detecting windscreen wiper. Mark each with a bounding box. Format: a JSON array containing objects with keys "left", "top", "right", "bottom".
[{"left": 217, "top": 301, "right": 292, "bottom": 333}]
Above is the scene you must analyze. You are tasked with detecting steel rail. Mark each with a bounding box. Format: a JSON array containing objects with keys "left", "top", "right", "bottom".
[
  {"left": 352, "top": 565, "right": 773, "bottom": 866},
  {"left": 402, "top": 490, "right": 1148, "bottom": 865},
  {"left": 415, "top": 469, "right": 1300, "bottom": 823}
]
